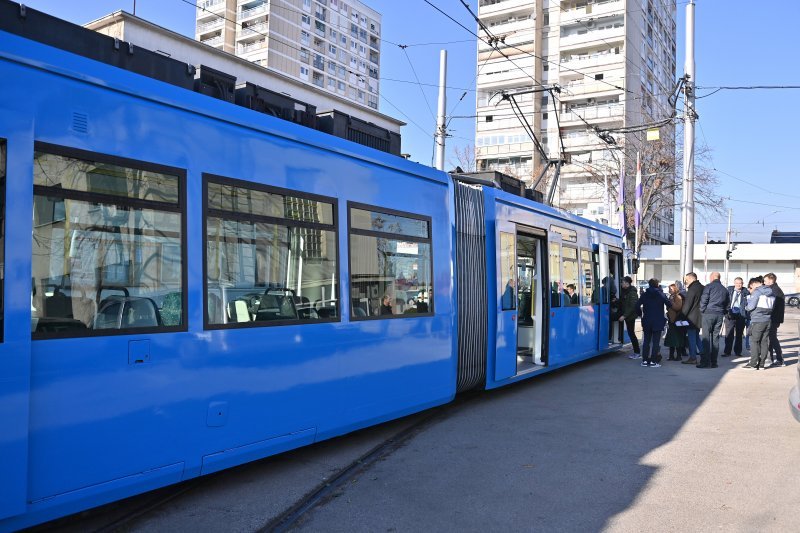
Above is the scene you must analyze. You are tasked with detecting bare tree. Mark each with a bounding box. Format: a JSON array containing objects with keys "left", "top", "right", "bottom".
[
  {"left": 574, "top": 126, "right": 725, "bottom": 252},
  {"left": 449, "top": 144, "right": 477, "bottom": 173}
]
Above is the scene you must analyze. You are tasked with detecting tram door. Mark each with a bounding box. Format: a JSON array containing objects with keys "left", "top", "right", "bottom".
[
  {"left": 495, "top": 225, "right": 547, "bottom": 382},
  {"left": 515, "top": 232, "right": 546, "bottom": 372},
  {"left": 598, "top": 244, "right": 624, "bottom": 348}
]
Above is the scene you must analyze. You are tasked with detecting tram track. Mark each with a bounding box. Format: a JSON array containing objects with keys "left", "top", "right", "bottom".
[{"left": 258, "top": 391, "right": 482, "bottom": 533}]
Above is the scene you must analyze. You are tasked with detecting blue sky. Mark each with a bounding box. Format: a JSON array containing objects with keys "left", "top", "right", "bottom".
[{"left": 22, "top": 0, "right": 800, "bottom": 243}]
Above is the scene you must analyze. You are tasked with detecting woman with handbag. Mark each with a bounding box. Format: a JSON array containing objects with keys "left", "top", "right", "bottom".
[{"left": 665, "top": 283, "right": 687, "bottom": 361}]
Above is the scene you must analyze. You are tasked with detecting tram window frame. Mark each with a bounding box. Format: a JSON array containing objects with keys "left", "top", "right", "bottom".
[
  {"left": 31, "top": 142, "right": 188, "bottom": 340},
  {"left": 580, "top": 249, "right": 595, "bottom": 306},
  {"left": 548, "top": 241, "right": 562, "bottom": 308},
  {"left": 0, "top": 139, "right": 5, "bottom": 342},
  {"left": 347, "top": 202, "right": 434, "bottom": 321},
  {"left": 561, "top": 245, "right": 580, "bottom": 307},
  {"left": 202, "top": 174, "right": 341, "bottom": 330}
]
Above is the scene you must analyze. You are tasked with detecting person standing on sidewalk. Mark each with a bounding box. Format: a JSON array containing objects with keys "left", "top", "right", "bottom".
[
  {"left": 698, "top": 272, "right": 730, "bottom": 369},
  {"left": 681, "top": 273, "right": 704, "bottom": 365},
  {"left": 764, "top": 273, "right": 785, "bottom": 367},
  {"left": 665, "top": 283, "right": 687, "bottom": 361},
  {"left": 744, "top": 277, "right": 775, "bottom": 370},
  {"left": 723, "top": 277, "right": 748, "bottom": 358},
  {"left": 618, "top": 276, "right": 641, "bottom": 359},
  {"left": 637, "top": 279, "right": 671, "bottom": 367}
]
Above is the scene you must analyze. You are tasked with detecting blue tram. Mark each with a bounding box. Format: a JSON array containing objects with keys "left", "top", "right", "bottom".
[{"left": 0, "top": 4, "right": 625, "bottom": 529}]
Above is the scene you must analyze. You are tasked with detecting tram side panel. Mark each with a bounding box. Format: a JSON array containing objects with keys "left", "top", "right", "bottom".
[{"left": 0, "top": 31, "right": 456, "bottom": 529}]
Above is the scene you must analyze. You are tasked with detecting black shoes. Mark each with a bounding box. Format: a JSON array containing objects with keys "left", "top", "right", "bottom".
[
  {"left": 742, "top": 364, "right": 759, "bottom": 370},
  {"left": 696, "top": 363, "right": 710, "bottom": 368},
  {"left": 769, "top": 360, "right": 785, "bottom": 368},
  {"left": 721, "top": 353, "right": 730, "bottom": 357}
]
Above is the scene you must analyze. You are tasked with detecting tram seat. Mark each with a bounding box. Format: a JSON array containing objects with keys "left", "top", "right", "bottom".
[
  {"left": 352, "top": 307, "right": 366, "bottom": 317},
  {"left": 160, "top": 292, "right": 182, "bottom": 326},
  {"left": 45, "top": 288, "right": 73, "bottom": 319},
  {"left": 227, "top": 300, "right": 251, "bottom": 323},
  {"left": 256, "top": 294, "right": 297, "bottom": 321},
  {"left": 122, "top": 298, "right": 160, "bottom": 328}
]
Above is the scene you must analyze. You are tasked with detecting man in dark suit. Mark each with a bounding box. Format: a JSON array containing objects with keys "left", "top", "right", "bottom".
[
  {"left": 764, "top": 273, "right": 785, "bottom": 367},
  {"left": 699, "top": 272, "right": 731, "bottom": 368},
  {"left": 681, "top": 272, "right": 704, "bottom": 365},
  {"left": 723, "top": 277, "right": 748, "bottom": 357}
]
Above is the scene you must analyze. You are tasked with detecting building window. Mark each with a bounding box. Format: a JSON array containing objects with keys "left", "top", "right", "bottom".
[
  {"left": 299, "top": 65, "right": 309, "bottom": 79},
  {"left": 300, "top": 30, "right": 310, "bottom": 46},
  {"left": 312, "top": 71, "right": 324, "bottom": 87},
  {"left": 301, "top": 14, "right": 311, "bottom": 28},
  {"left": 348, "top": 203, "right": 433, "bottom": 319},
  {"left": 31, "top": 144, "right": 185, "bottom": 338},
  {"left": 205, "top": 176, "right": 339, "bottom": 327}
]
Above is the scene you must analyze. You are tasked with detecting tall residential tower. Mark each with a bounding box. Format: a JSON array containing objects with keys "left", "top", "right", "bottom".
[
  {"left": 196, "top": 0, "right": 381, "bottom": 110},
  {"left": 475, "top": 0, "right": 677, "bottom": 245}
]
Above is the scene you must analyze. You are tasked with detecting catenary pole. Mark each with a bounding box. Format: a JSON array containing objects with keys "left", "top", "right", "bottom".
[
  {"left": 679, "top": 0, "right": 696, "bottom": 278},
  {"left": 724, "top": 208, "right": 732, "bottom": 285},
  {"left": 434, "top": 49, "right": 447, "bottom": 170}
]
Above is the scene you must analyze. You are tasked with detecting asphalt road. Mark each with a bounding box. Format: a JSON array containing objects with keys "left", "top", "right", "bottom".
[{"left": 49, "top": 310, "right": 800, "bottom": 532}]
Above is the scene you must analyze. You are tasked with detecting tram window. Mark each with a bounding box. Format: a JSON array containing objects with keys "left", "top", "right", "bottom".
[
  {"left": 0, "top": 140, "right": 5, "bottom": 342},
  {"left": 499, "top": 232, "right": 516, "bottom": 310},
  {"left": 548, "top": 242, "right": 561, "bottom": 308},
  {"left": 348, "top": 203, "right": 433, "bottom": 319},
  {"left": 205, "top": 177, "right": 338, "bottom": 326},
  {"left": 562, "top": 246, "right": 580, "bottom": 306},
  {"left": 581, "top": 249, "right": 595, "bottom": 305},
  {"left": 31, "top": 146, "right": 185, "bottom": 338}
]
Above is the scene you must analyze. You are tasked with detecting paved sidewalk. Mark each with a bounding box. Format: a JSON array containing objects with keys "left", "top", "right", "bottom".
[{"left": 294, "top": 313, "right": 800, "bottom": 532}]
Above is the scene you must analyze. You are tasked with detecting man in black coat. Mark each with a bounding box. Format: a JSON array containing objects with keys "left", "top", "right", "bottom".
[
  {"left": 699, "top": 272, "right": 731, "bottom": 368},
  {"left": 637, "top": 278, "right": 671, "bottom": 367},
  {"left": 764, "top": 273, "right": 785, "bottom": 366},
  {"left": 723, "top": 277, "right": 748, "bottom": 357},
  {"left": 681, "top": 272, "right": 704, "bottom": 364}
]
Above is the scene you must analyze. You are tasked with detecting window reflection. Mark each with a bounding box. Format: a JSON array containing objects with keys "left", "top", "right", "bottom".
[
  {"left": 206, "top": 179, "right": 338, "bottom": 326},
  {"left": 349, "top": 206, "right": 432, "bottom": 318},
  {"left": 562, "top": 247, "right": 580, "bottom": 306},
  {"left": 31, "top": 149, "right": 183, "bottom": 336}
]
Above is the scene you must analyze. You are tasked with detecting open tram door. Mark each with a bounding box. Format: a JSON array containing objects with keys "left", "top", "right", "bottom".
[
  {"left": 495, "top": 222, "right": 548, "bottom": 381},
  {"left": 598, "top": 243, "right": 624, "bottom": 348}
]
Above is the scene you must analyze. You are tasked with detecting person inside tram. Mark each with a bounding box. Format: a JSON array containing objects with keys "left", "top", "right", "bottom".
[
  {"left": 565, "top": 283, "right": 579, "bottom": 305},
  {"left": 380, "top": 294, "right": 393, "bottom": 315},
  {"left": 502, "top": 277, "right": 516, "bottom": 309}
]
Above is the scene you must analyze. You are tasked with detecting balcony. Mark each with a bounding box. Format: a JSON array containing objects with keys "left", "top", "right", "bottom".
[
  {"left": 238, "top": 39, "right": 265, "bottom": 54},
  {"left": 560, "top": 78, "right": 625, "bottom": 98},
  {"left": 560, "top": 0, "right": 623, "bottom": 25},
  {"left": 239, "top": 4, "right": 267, "bottom": 21},
  {"left": 560, "top": 104, "right": 624, "bottom": 125},
  {"left": 560, "top": 26, "right": 625, "bottom": 50},
  {"left": 561, "top": 133, "right": 603, "bottom": 151},
  {"left": 559, "top": 52, "right": 622, "bottom": 72},
  {"left": 201, "top": 35, "right": 224, "bottom": 47},
  {"left": 199, "top": 0, "right": 224, "bottom": 9},
  {"left": 238, "top": 22, "right": 267, "bottom": 39},
  {"left": 478, "top": 0, "right": 535, "bottom": 18},
  {"left": 197, "top": 18, "right": 223, "bottom": 35}
]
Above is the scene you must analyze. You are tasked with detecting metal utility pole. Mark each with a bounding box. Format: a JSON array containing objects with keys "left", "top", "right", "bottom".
[
  {"left": 724, "top": 208, "right": 732, "bottom": 285},
  {"left": 679, "top": 0, "right": 696, "bottom": 278},
  {"left": 434, "top": 50, "right": 447, "bottom": 171}
]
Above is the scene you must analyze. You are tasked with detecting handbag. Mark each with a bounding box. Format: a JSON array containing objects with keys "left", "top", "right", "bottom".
[{"left": 719, "top": 316, "right": 733, "bottom": 337}]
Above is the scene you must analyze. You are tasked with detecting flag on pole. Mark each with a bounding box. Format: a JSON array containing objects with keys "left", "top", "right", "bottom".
[
  {"left": 635, "top": 152, "right": 642, "bottom": 230},
  {"left": 618, "top": 168, "right": 626, "bottom": 240}
]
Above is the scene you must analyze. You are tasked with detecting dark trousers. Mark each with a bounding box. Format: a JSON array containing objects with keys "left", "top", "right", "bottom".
[
  {"left": 749, "top": 321, "right": 771, "bottom": 368},
  {"left": 625, "top": 317, "right": 640, "bottom": 354},
  {"left": 701, "top": 314, "right": 724, "bottom": 366},
  {"left": 723, "top": 314, "right": 746, "bottom": 356},
  {"left": 686, "top": 326, "right": 701, "bottom": 361},
  {"left": 768, "top": 322, "right": 783, "bottom": 363},
  {"left": 642, "top": 328, "right": 663, "bottom": 364}
]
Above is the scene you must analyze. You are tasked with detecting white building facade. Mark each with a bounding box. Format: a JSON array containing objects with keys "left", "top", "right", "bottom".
[
  {"left": 638, "top": 244, "right": 800, "bottom": 292},
  {"left": 195, "top": 0, "right": 381, "bottom": 110},
  {"left": 475, "top": 0, "right": 676, "bottom": 245}
]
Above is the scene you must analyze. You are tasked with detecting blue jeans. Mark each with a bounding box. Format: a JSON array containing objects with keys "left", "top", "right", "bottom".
[
  {"left": 701, "top": 314, "right": 724, "bottom": 366},
  {"left": 642, "top": 328, "right": 663, "bottom": 364},
  {"left": 686, "top": 327, "right": 701, "bottom": 360}
]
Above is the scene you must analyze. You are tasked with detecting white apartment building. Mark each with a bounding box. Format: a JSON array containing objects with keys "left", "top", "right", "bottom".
[
  {"left": 475, "top": 0, "right": 677, "bottom": 245},
  {"left": 196, "top": 0, "right": 381, "bottom": 110}
]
